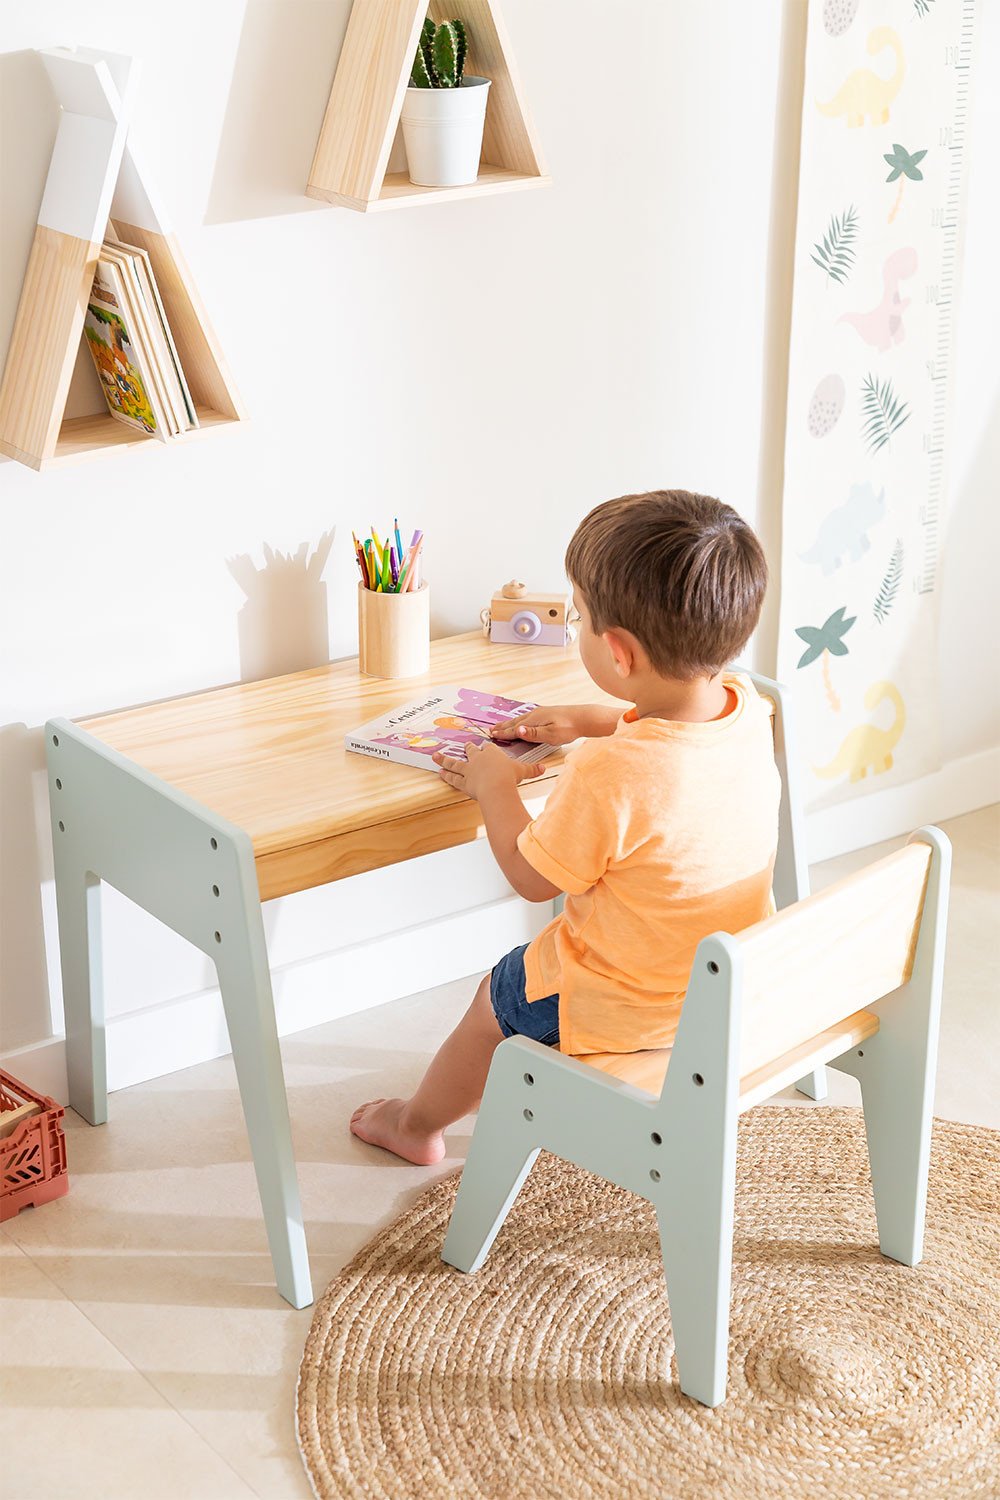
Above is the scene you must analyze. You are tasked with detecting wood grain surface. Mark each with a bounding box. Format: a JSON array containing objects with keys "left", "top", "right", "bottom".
[{"left": 80, "top": 633, "right": 618, "bottom": 897}]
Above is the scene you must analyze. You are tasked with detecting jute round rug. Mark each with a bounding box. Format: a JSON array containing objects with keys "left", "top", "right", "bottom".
[{"left": 297, "top": 1108, "right": 1000, "bottom": 1499}]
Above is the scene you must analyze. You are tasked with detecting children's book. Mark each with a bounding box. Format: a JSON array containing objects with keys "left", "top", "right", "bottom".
[
  {"left": 346, "top": 687, "right": 552, "bottom": 771},
  {"left": 82, "top": 257, "right": 168, "bottom": 440},
  {"left": 99, "top": 244, "right": 180, "bottom": 436},
  {"left": 105, "top": 228, "right": 199, "bottom": 430}
]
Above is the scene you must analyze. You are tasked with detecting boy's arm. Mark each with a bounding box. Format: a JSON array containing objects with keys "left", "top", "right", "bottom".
[
  {"left": 432, "top": 744, "right": 562, "bottom": 902},
  {"left": 480, "top": 783, "right": 562, "bottom": 903},
  {"left": 491, "top": 703, "right": 620, "bottom": 746}
]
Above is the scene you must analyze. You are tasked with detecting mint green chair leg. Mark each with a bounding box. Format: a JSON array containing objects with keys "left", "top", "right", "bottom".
[
  {"left": 832, "top": 827, "right": 951, "bottom": 1264},
  {"left": 442, "top": 1133, "right": 540, "bottom": 1275},
  {"left": 45, "top": 717, "right": 313, "bottom": 1309},
  {"left": 652, "top": 934, "right": 741, "bottom": 1407}
]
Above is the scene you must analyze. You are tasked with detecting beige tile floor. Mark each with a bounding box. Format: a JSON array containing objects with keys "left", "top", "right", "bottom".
[{"left": 2, "top": 805, "right": 997, "bottom": 1499}]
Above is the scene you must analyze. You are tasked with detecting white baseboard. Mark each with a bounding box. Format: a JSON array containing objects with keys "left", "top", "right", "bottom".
[
  {"left": 806, "top": 745, "right": 999, "bottom": 864},
  {"left": 1, "top": 894, "right": 548, "bottom": 1103}
]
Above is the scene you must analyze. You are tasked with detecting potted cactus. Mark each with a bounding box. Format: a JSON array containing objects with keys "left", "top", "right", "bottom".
[{"left": 400, "top": 17, "right": 491, "bottom": 188}]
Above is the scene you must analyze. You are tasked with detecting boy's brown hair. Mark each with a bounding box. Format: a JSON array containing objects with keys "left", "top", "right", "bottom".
[{"left": 565, "top": 490, "right": 767, "bottom": 679}]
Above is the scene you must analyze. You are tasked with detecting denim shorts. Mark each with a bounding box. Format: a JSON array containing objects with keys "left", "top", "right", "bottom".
[{"left": 489, "top": 943, "right": 560, "bottom": 1048}]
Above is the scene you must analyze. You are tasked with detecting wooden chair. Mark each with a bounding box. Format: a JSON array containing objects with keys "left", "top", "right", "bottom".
[{"left": 442, "top": 827, "right": 951, "bottom": 1407}]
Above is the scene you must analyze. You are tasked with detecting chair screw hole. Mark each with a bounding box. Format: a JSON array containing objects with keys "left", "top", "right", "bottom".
[
  {"left": 523, "top": 1072, "right": 534, "bottom": 1086},
  {"left": 523, "top": 1108, "right": 533, "bottom": 1122},
  {"left": 212, "top": 885, "right": 220, "bottom": 897},
  {"left": 52, "top": 734, "right": 59, "bottom": 746},
  {"left": 210, "top": 837, "right": 218, "bottom": 850},
  {"left": 55, "top": 778, "right": 62, "bottom": 790},
  {"left": 650, "top": 1131, "right": 662, "bottom": 1145},
  {"left": 649, "top": 1168, "right": 661, "bottom": 1183},
  {"left": 692, "top": 1072, "right": 705, "bottom": 1087},
  {"left": 214, "top": 931, "right": 222, "bottom": 943},
  {"left": 707, "top": 960, "right": 719, "bottom": 974},
  {"left": 857, "top": 1049, "right": 864, "bottom": 1057},
  {"left": 58, "top": 821, "right": 65, "bottom": 833}
]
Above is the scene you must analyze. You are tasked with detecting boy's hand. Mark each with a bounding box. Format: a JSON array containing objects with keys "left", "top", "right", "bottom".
[
  {"left": 490, "top": 705, "right": 582, "bottom": 747},
  {"left": 491, "top": 703, "right": 621, "bottom": 745},
  {"left": 433, "top": 740, "right": 548, "bottom": 801}
]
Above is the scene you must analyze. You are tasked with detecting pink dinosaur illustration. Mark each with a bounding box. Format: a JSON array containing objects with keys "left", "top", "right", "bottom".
[{"left": 839, "top": 247, "right": 918, "bottom": 352}]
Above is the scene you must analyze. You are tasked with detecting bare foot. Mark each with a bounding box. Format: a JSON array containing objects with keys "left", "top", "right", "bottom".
[{"left": 350, "top": 1098, "right": 446, "bottom": 1166}]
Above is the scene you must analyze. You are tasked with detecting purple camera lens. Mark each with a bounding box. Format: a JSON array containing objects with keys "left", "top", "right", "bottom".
[{"left": 511, "top": 610, "right": 542, "bottom": 641}]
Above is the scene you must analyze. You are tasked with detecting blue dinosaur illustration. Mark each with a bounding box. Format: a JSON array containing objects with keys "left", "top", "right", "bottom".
[{"left": 800, "top": 482, "right": 885, "bottom": 575}]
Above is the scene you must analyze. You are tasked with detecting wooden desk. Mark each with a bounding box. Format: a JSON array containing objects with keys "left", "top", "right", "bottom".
[
  {"left": 78, "top": 632, "right": 615, "bottom": 901},
  {"left": 45, "top": 633, "right": 616, "bottom": 1308},
  {"left": 45, "top": 634, "right": 810, "bottom": 1308}
]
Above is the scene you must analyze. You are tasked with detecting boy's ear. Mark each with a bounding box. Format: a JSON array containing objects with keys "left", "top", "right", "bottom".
[{"left": 602, "top": 629, "right": 634, "bottom": 678}]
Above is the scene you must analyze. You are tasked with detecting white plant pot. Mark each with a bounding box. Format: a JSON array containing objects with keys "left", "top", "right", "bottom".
[{"left": 400, "top": 76, "right": 491, "bottom": 188}]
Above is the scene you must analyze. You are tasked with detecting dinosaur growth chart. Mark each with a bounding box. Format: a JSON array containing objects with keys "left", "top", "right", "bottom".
[{"left": 776, "top": 0, "right": 977, "bottom": 809}]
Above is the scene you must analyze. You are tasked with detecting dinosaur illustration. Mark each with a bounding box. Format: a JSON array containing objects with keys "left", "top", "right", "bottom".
[
  {"left": 814, "top": 681, "right": 905, "bottom": 782},
  {"left": 840, "top": 247, "right": 918, "bottom": 351},
  {"left": 817, "top": 27, "right": 905, "bottom": 127},
  {"left": 800, "top": 483, "right": 885, "bottom": 575}
]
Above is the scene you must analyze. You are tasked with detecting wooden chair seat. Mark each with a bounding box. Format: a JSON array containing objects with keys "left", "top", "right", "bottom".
[{"left": 573, "top": 1007, "right": 879, "bottom": 1111}]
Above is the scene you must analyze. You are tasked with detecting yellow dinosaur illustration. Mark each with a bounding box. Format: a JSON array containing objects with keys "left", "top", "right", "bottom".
[
  {"left": 814, "top": 680, "right": 905, "bottom": 782},
  {"left": 817, "top": 27, "right": 905, "bottom": 128}
]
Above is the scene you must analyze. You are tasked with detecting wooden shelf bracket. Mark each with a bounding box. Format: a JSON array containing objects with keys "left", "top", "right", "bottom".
[
  {"left": 307, "top": 0, "right": 549, "bottom": 212},
  {"left": 0, "top": 48, "right": 245, "bottom": 472}
]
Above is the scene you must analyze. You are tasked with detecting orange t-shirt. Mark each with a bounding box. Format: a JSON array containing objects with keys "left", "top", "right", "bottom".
[{"left": 516, "top": 673, "right": 780, "bottom": 1056}]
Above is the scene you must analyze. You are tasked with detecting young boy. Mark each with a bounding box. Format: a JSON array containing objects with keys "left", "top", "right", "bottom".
[{"left": 350, "top": 489, "right": 780, "bottom": 1165}]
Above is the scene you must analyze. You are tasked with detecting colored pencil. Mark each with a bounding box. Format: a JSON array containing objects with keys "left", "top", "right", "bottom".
[
  {"left": 354, "top": 522, "right": 423, "bottom": 591},
  {"left": 404, "top": 535, "right": 424, "bottom": 591}
]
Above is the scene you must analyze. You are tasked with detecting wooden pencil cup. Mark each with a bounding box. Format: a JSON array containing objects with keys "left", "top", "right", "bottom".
[{"left": 358, "top": 582, "right": 430, "bottom": 679}]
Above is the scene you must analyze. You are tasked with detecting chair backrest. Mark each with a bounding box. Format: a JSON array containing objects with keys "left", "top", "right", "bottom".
[
  {"left": 736, "top": 840, "right": 932, "bottom": 1077},
  {"left": 742, "top": 670, "right": 810, "bottom": 912}
]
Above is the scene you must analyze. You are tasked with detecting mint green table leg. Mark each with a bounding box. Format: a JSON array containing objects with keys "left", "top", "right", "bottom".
[
  {"left": 213, "top": 850, "right": 313, "bottom": 1308},
  {"left": 52, "top": 864, "right": 107, "bottom": 1126},
  {"left": 45, "top": 718, "right": 313, "bottom": 1309}
]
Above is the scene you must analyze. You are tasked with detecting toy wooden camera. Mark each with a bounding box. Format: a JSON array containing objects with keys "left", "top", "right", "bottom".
[{"left": 482, "top": 581, "right": 575, "bottom": 647}]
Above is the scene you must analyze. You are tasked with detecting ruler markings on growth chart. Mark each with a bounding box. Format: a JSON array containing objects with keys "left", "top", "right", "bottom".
[{"left": 916, "top": 0, "right": 975, "bottom": 596}]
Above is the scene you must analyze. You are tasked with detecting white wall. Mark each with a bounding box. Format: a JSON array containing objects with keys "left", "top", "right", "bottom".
[{"left": 1, "top": 1, "right": 995, "bottom": 1098}]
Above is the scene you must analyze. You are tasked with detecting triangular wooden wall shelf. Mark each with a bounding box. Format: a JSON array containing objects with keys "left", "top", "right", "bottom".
[
  {"left": 307, "top": 0, "right": 549, "bottom": 211},
  {"left": 0, "top": 48, "right": 245, "bottom": 472}
]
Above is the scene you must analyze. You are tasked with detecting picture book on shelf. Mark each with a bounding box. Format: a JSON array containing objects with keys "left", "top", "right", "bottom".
[
  {"left": 346, "top": 687, "right": 552, "bottom": 772},
  {"left": 82, "top": 237, "right": 199, "bottom": 441},
  {"left": 83, "top": 258, "right": 166, "bottom": 440}
]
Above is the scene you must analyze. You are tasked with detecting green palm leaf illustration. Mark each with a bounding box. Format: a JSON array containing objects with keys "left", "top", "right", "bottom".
[
  {"left": 861, "top": 373, "right": 911, "bottom": 453},
  {"left": 811, "top": 206, "right": 859, "bottom": 285},
  {"left": 873, "top": 539, "right": 904, "bottom": 623},
  {"left": 914, "top": 0, "right": 934, "bottom": 17}
]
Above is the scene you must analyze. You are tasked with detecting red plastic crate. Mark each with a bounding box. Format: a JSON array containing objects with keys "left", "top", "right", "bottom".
[{"left": 0, "top": 1069, "right": 69, "bottom": 1221}]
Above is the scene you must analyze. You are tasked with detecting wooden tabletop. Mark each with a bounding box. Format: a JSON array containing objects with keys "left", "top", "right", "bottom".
[{"left": 80, "top": 632, "right": 618, "bottom": 901}]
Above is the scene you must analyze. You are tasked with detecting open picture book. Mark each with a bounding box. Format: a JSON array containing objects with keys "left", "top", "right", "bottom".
[{"left": 345, "top": 686, "right": 552, "bottom": 772}]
